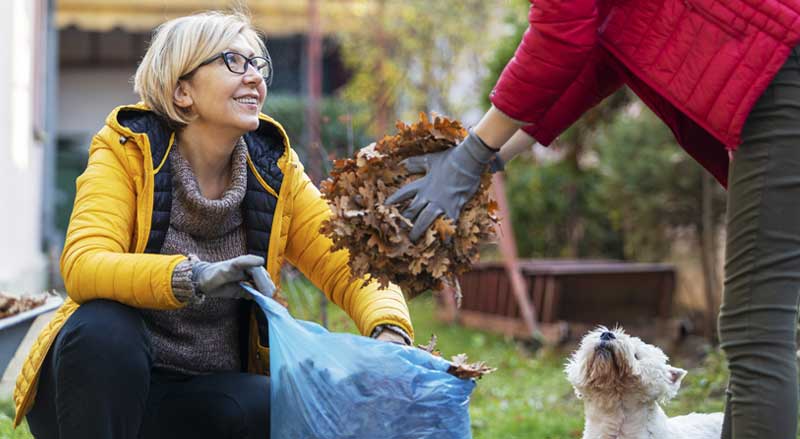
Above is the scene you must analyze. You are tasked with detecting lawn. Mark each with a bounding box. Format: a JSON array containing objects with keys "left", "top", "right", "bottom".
[
  {"left": 397, "top": 294, "right": 729, "bottom": 439},
  {"left": 0, "top": 290, "right": 734, "bottom": 438}
]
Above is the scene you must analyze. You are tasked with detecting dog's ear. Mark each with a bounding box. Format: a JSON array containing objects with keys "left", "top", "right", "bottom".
[{"left": 668, "top": 366, "right": 687, "bottom": 385}]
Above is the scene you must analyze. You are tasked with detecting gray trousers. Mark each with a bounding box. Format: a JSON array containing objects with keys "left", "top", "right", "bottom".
[{"left": 720, "top": 46, "right": 800, "bottom": 439}]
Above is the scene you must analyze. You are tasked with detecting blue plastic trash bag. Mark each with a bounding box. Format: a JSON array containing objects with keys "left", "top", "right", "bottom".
[{"left": 240, "top": 283, "right": 476, "bottom": 439}]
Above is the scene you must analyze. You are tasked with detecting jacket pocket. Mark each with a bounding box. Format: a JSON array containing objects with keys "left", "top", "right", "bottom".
[
  {"left": 684, "top": 0, "right": 745, "bottom": 39},
  {"left": 247, "top": 306, "right": 271, "bottom": 375}
]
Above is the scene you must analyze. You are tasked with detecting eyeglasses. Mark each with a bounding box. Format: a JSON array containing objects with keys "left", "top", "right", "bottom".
[{"left": 181, "top": 51, "right": 273, "bottom": 87}]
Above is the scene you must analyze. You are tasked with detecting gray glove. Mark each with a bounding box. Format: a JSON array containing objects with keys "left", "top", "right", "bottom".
[
  {"left": 385, "top": 128, "right": 495, "bottom": 241},
  {"left": 192, "top": 255, "right": 265, "bottom": 299},
  {"left": 245, "top": 266, "right": 277, "bottom": 298}
]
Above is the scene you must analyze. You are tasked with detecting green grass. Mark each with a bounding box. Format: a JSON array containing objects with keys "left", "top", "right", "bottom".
[
  {"left": 401, "top": 297, "right": 584, "bottom": 439},
  {"left": 0, "top": 414, "right": 31, "bottom": 438},
  {"left": 0, "top": 289, "right": 738, "bottom": 438},
  {"left": 327, "top": 292, "right": 731, "bottom": 439}
]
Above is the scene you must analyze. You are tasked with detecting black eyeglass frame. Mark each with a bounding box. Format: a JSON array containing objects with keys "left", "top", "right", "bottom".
[{"left": 180, "top": 50, "right": 273, "bottom": 87}]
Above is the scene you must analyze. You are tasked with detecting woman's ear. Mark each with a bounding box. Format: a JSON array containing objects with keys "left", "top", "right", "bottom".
[{"left": 173, "top": 81, "right": 194, "bottom": 110}]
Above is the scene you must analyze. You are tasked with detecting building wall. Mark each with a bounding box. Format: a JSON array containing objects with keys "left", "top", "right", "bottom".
[
  {"left": 0, "top": 0, "right": 47, "bottom": 293},
  {"left": 58, "top": 68, "right": 140, "bottom": 138}
]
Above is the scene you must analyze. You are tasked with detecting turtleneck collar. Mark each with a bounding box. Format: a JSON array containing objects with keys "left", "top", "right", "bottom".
[{"left": 169, "top": 138, "right": 248, "bottom": 238}]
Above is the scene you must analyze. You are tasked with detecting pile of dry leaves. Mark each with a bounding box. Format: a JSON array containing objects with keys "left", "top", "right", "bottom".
[
  {"left": 0, "top": 292, "right": 49, "bottom": 319},
  {"left": 320, "top": 113, "right": 498, "bottom": 301}
]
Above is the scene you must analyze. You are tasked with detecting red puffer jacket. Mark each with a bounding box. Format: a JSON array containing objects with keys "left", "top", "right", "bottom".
[{"left": 490, "top": 0, "right": 800, "bottom": 186}]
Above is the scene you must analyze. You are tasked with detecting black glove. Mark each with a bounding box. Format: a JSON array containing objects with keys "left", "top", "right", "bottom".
[
  {"left": 192, "top": 255, "right": 265, "bottom": 299},
  {"left": 385, "top": 128, "right": 495, "bottom": 241}
]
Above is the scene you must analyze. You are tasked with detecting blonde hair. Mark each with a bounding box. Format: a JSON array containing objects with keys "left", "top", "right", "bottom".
[{"left": 133, "top": 11, "right": 266, "bottom": 126}]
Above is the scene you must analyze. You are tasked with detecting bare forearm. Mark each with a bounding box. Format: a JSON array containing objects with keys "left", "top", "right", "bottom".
[
  {"left": 472, "top": 105, "right": 526, "bottom": 150},
  {"left": 498, "top": 129, "right": 536, "bottom": 163}
]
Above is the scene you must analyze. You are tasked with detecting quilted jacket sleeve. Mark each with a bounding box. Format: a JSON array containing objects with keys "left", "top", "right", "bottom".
[
  {"left": 284, "top": 160, "right": 414, "bottom": 340},
  {"left": 490, "top": 0, "right": 601, "bottom": 133},
  {"left": 522, "top": 45, "right": 623, "bottom": 144},
  {"left": 60, "top": 132, "right": 186, "bottom": 309}
]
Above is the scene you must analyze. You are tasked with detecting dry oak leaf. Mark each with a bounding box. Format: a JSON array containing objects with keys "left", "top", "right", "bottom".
[
  {"left": 447, "top": 353, "right": 497, "bottom": 380},
  {"left": 417, "top": 334, "right": 441, "bottom": 357},
  {"left": 416, "top": 335, "right": 496, "bottom": 380}
]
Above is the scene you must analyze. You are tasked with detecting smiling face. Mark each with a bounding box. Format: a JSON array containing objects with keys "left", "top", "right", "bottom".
[{"left": 174, "top": 34, "right": 267, "bottom": 136}]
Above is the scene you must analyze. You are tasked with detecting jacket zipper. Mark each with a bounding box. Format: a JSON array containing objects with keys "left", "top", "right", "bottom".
[{"left": 684, "top": 0, "right": 742, "bottom": 39}]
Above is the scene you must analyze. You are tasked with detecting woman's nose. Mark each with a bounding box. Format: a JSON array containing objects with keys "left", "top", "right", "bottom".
[{"left": 242, "top": 64, "right": 264, "bottom": 85}]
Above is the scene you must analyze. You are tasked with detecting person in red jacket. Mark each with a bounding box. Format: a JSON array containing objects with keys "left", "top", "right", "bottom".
[{"left": 386, "top": 0, "right": 800, "bottom": 438}]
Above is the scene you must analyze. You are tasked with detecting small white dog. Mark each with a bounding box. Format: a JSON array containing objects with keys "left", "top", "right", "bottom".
[{"left": 565, "top": 327, "right": 723, "bottom": 439}]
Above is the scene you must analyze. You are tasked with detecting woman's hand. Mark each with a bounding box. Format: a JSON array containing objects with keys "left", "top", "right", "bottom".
[
  {"left": 246, "top": 266, "right": 277, "bottom": 298},
  {"left": 384, "top": 106, "right": 524, "bottom": 242},
  {"left": 385, "top": 129, "right": 496, "bottom": 241},
  {"left": 192, "top": 255, "right": 265, "bottom": 299}
]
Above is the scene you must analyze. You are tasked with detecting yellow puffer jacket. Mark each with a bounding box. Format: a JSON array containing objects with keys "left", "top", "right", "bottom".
[{"left": 12, "top": 103, "right": 414, "bottom": 427}]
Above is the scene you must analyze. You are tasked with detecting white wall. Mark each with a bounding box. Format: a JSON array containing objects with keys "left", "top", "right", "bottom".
[
  {"left": 58, "top": 67, "right": 140, "bottom": 138},
  {"left": 0, "top": 0, "right": 47, "bottom": 293}
]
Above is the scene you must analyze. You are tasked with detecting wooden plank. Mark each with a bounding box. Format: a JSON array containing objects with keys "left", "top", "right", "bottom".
[
  {"left": 482, "top": 269, "right": 497, "bottom": 313},
  {"left": 531, "top": 275, "right": 545, "bottom": 322},
  {"left": 554, "top": 272, "right": 673, "bottom": 325},
  {"left": 495, "top": 268, "right": 509, "bottom": 317},
  {"left": 503, "top": 271, "right": 519, "bottom": 318},
  {"left": 541, "top": 276, "right": 557, "bottom": 323},
  {"left": 478, "top": 269, "right": 496, "bottom": 312},
  {"left": 658, "top": 271, "right": 675, "bottom": 318},
  {"left": 444, "top": 258, "right": 677, "bottom": 337},
  {"left": 460, "top": 271, "right": 476, "bottom": 311}
]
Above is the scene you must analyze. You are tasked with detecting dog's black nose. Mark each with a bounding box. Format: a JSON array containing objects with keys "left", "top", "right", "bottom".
[{"left": 600, "top": 331, "right": 615, "bottom": 342}]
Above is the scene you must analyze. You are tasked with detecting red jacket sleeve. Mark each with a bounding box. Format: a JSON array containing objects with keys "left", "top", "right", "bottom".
[
  {"left": 490, "top": 0, "right": 601, "bottom": 131},
  {"left": 523, "top": 46, "right": 623, "bottom": 145}
]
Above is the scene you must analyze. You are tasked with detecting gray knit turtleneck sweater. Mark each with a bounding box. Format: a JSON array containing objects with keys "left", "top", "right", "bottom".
[{"left": 139, "top": 139, "right": 249, "bottom": 375}]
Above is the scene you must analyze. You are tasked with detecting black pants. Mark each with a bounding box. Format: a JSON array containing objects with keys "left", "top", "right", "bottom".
[
  {"left": 719, "top": 46, "right": 800, "bottom": 438},
  {"left": 26, "top": 300, "right": 270, "bottom": 439}
]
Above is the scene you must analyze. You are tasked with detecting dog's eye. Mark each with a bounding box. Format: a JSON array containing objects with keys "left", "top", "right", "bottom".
[{"left": 634, "top": 353, "right": 640, "bottom": 360}]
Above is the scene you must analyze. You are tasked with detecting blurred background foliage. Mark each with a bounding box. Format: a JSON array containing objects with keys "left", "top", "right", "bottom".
[
  {"left": 478, "top": 0, "right": 726, "bottom": 265},
  {"left": 50, "top": 0, "right": 727, "bottom": 332},
  {"left": 263, "top": 94, "right": 370, "bottom": 173},
  {"left": 336, "top": 0, "right": 493, "bottom": 136}
]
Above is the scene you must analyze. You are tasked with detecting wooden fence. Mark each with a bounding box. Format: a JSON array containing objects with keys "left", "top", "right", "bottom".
[{"left": 437, "top": 260, "right": 678, "bottom": 343}]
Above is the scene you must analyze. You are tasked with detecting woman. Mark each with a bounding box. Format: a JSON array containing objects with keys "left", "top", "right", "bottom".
[
  {"left": 387, "top": 1, "right": 800, "bottom": 438},
  {"left": 15, "top": 11, "right": 414, "bottom": 438}
]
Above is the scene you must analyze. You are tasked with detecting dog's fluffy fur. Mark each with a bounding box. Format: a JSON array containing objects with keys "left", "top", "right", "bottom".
[{"left": 566, "top": 327, "right": 722, "bottom": 439}]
